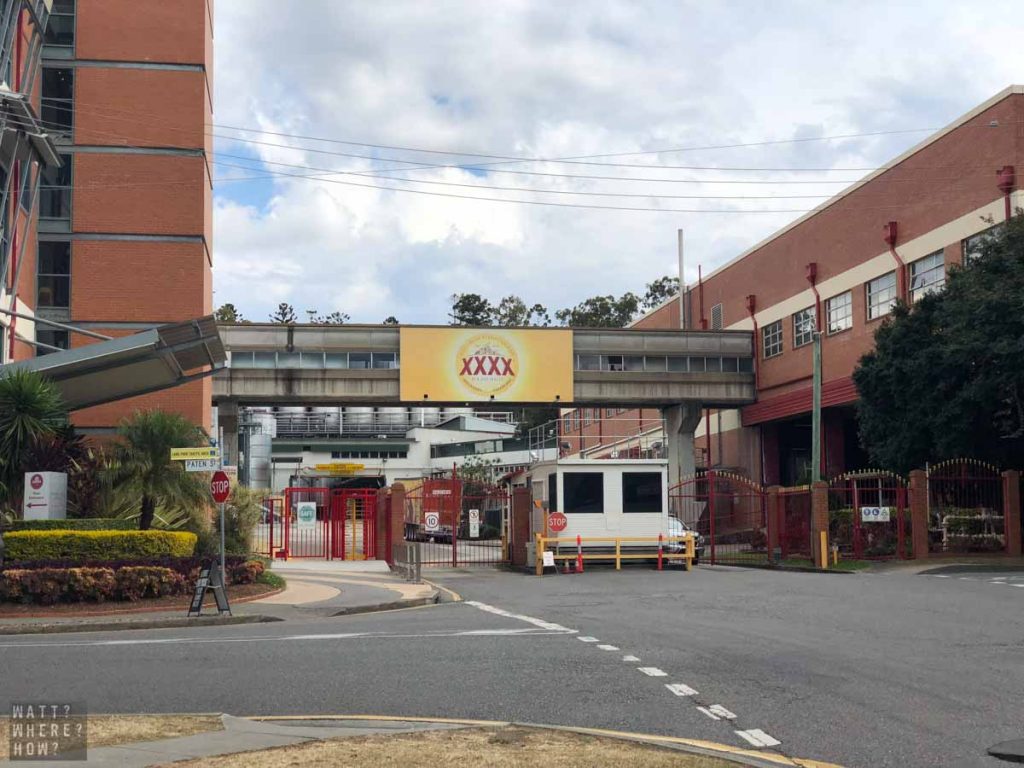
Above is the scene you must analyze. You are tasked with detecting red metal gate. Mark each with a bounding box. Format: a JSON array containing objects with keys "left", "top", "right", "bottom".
[
  {"left": 927, "top": 459, "right": 1005, "bottom": 553},
  {"left": 669, "top": 471, "right": 768, "bottom": 566},
  {"left": 254, "top": 496, "right": 284, "bottom": 557},
  {"left": 828, "top": 470, "right": 909, "bottom": 560},
  {"left": 404, "top": 478, "right": 510, "bottom": 567},
  {"left": 329, "top": 489, "right": 377, "bottom": 560}
]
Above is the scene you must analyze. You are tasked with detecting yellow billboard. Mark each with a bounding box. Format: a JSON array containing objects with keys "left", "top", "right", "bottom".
[{"left": 400, "top": 327, "right": 573, "bottom": 403}]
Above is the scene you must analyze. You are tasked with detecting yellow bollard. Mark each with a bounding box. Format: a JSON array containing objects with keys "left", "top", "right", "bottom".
[
  {"left": 819, "top": 530, "right": 829, "bottom": 570},
  {"left": 535, "top": 533, "right": 543, "bottom": 576},
  {"left": 615, "top": 538, "right": 621, "bottom": 570}
]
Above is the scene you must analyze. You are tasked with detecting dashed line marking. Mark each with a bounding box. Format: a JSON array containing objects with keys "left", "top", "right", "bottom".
[
  {"left": 578, "top": 636, "right": 600, "bottom": 643},
  {"left": 596, "top": 644, "right": 619, "bottom": 651},
  {"left": 958, "top": 577, "right": 975, "bottom": 581},
  {"left": 990, "top": 577, "right": 1008, "bottom": 581},
  {"left": 1013, "top": 584, "right": 1024, "bottom": 588},
  {"left": 622, "top": 655, "right": 641, "bottom": 662},
  {"left": 638, "top": 667, "right": 668, "bottom": 677},
  {"left": 735, "top": 729, "right": 781, "bottom": 747},
  {"left": 666, "top": 683, "right": 698, "bottom": 697},
  {"left": 707, "top": 704, "right": 737, "bottom": 720},
  {"left": 932, "top": 575, "right": 951, "bottom": 578},
  {"left": 464, "top": 601, "right": 574, "bottom": 633}
]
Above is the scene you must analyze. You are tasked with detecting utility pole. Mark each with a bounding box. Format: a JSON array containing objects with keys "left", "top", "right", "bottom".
[
  {"left": 677, "top": 229, "right": 686, "bottom": 329},
  {"left": 811, "top": 331, "right": 822, "bottom": 483}
]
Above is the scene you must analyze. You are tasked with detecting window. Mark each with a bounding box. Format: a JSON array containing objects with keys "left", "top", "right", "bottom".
[
  {"left": 738, "top": 357, "right": 754, "bottom": 373},
  {"left": 623, "top": 355, "right": 644, "bottom": 371},
  {"left": 721, "top": 357, "right": 739, "bottom": 373},
  {"left": 40, "top": 154, "right": 72, "bottom": 220},
  {"left": 563, "top": 472, "right": 603, "bottom": 513},
  {"left": 667, "top": 356, "right": 687, "bottom": 372},
  {"left": 603, "top": 355, "right": 624, "bottom": 371},
  {"left": 348, "top": 352, "right": 371, "bottom": 369},
  {"left": 710, "top": 303, "right": 723, "bottom": 330},
  {"left": 622, "top": 472, "right": 663, "bottom": 513},
  {"left": 547, "top": 473, "right": 558, "bottom": 512},
  {"left": 43, "top": 0, "right": 75, "bottom": 48},
  {"left": 705, "top": 357, "right": 722, "bottom": 372},
  {"left": 252, "top": 351, "right": 276, "bottom": 369},
  {"left": 688, "top": 356, "right": 705, "bottom": 372},
  {"left": 576, "top": 354, "right": 600, "bottom": 371},
  {"left": 644, "top": 356, "right": 667, "bottom": 371},
  {"left": 761, "top": 320, "right": 783, "bottom": 358},
  {"left": 41, "top": 67, "right": 74, "bottom": 135},
  {"left": 37, "top": 241, "right": 70, "bottom": 308},
  {"left": 866, "top": 271, "right": 897, "bottom": 320},
  {"left": 825, "top": 291, "right": 852, "bottom": 334},
  {"left": 372, "top": 352, "right": 397, "bottom": 369},
  {"left": 36, "top": 329, "right": 69, "bottom": 356},
  {"left": 792, "top": 307, "right": 816, "bottom": 347},
  {"left": 962, "top": 226, "right": 1000, "bottom": 264},
  {"left": 909, "top": 251, "right": 944, "bottom": 302},
  {"left": 583, "top": 409, "right": 592, "bottom": 427}
]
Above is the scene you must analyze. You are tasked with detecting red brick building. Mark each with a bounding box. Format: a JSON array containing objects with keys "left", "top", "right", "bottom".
[
  {"left": 21, "top": 0, "right": 214, "bottom": 434},
  {"left": 565, "top": 86, "right": 1023, "bottom": 485}
]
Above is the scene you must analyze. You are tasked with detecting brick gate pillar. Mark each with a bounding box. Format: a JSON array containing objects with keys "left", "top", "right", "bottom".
[
  {"left": 908, "top": 469, "right": 929, "bottom": 560},
  {"left": 388, "top": 482, "right": 407, "bottom": 565},
  {"left": 510, "top": 486, "right": 532, "bottom": 568},
  {"left": 811, "top": 480, "right": 829, "bottom": 569},
  {"left": 766, "top": 486, "right": 781, "bottom": 562},
  {"left": 1003, "top": 470, "right": 1021, "bottom": 556}
]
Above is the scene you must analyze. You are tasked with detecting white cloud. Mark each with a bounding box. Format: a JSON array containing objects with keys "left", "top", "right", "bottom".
[{"left": 212, "top": 0, "right": 1024, "bottom": 323}]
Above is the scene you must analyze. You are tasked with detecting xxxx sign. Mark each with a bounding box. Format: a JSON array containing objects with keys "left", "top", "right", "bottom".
[{"left": 399, "top": 327, "right": 573, "bottom": 403}]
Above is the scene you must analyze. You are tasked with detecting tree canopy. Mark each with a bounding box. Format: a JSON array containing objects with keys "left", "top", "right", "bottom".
[{"left": 854, "top": 215, "right": 1024, "bottom": 472}]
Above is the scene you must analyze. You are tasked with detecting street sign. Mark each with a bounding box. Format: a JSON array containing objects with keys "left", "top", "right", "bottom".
[
  {"left": 171, "top": 447, "right": 219, "bottom": 461},
  {"left": 468, "top": 509, "right": 480, "bottom": 539},
  {"left": 424, "top": 511, "right": 441, "bottom": 532},
  {"left": 861, "top": 506, "right": 892, "bottom": 523},
  {"left": 295, "top": 501, "right": 317, "bottom": 527},
  {"left": 547, "top": 511, "right": 568, "bottom": 533},
  {"left": 22, "top": 472, "right": 67, "bottom": 520},
  {"left": 210, "top": 470, "right": 231, "bottom": 503},
  {"left": 184, "top": 458, "right": 219, "bottom": 473}
]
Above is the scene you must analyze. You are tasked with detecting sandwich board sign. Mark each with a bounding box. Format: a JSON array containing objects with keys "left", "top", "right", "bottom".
[{"left": 187, "top": 564, "right": 231, "bottom": 617}]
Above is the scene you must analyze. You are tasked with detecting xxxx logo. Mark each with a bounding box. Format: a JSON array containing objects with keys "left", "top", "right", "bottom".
[{"left": 456, "top": 334, "right": 519, "bottom": 397}]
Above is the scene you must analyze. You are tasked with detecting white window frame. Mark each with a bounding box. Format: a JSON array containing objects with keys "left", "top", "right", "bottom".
[
  {"left": 792, "top": 307, "right": 816, "bottom": 348},
  {"left": 866, "top": 271, "right": 897, "bottom": 320},
  {"left": 909, "top": 250, "right": 945, "bottom": 302},
  {"left": 826, "top": 291, "right": 852, "bottom": 335},
  {"left": 761, "top": 320, "right": 783, "bottom": 359}
]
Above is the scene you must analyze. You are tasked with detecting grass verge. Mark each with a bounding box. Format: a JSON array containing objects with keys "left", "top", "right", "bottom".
[
  {"left": 779, "top": 557, "right": 872, "bottom": 571},
  {"left": 0, "top": 715, "right": 222, "bottom": 754},
  {"left": 257, "top": 570, "right": 286, "bottom": 589},
  {"left": 167, "top": 725, "right": 744, "bottom": 767}
]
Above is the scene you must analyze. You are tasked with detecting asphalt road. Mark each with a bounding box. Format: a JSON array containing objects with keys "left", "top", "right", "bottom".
[{"left": 3, "top": 563, "right": 1022, "bottom": 768}]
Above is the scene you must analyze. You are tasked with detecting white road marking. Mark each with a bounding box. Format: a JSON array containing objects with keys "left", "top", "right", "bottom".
[
  {"left": 990, "top": 577, "right": 1008, "bottom": 581},
  {"left": 708, "top": 704, "right": 737, "bottom": 720},
  {"left": 622, "top": 655, "right": 641, "bottom": 662},
  {"left": 932, "top": 575, "right": 951, "bottom": 578},
  {"left": 596, "top": 644, "right": 619, "bottom": 651},
  {"left": 578, "top": 636, "right": 600, "bottom": 643},
  {"left": 990, "top": 581, "right": 1009, "bottom": 585},
  {"left": 638, "top": 667, "right": 668, "bottom": 677},
  {"left": 1013, "top": 584, "right": 1024, "bottom": 588},
  {"left": 958, "top": 577, "right": 975, "bottom": 581},
  {"left": 736, "top": 729, "right": 781, "bottom": 748},
  {"left": 697, "top": 707, "right": 720, "bottom": 721},
  {"left": 665, "top": 683, "right": 698, "bottom": 697},
  {"left": 465, "top": 601, "right": 575, "bottom": 633}
]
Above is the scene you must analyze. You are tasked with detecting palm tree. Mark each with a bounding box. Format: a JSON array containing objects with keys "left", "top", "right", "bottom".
[
  {"left": 110, "top": 410, "right": 209, "bottom": 530},
  {"left": 0, "top": 369, "right": 68, "bottom": 510}
]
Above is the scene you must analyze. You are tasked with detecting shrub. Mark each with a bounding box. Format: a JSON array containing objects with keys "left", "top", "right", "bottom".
[
  {"left": 216, "top": 486, "right": 265, "bottom": 554},
  {"left": 2, "top": 518, "right": 135, "bottom": 532},
  {"left": 228, "top": 559, "right": 265, "bottom": 584},
  {"left": 115, "top": 567, "right": 186, "bottom": 601},
  {"left": 0, "top": 566, "right": 190, "bottom": 604},
  {"left": 2, "top": 530, "right": 197, "bottom": 562},
  {"left": 1, "top": 554, "right": 251, "bottom": 576}
]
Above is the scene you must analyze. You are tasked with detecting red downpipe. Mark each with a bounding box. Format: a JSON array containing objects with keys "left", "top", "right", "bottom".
[
  {"left": 704, "top": 407, "right": 712, "bottom": 469},
  {"left": 882, "top": 221, "right": 907, "bottom": 301},
  {"left": 745, "top": 294, "right": 759, "bottom": 390},
  {"left": 8, "top": 12, "right": 24, "bottom": 361},
  {"left": 697, "top": 264, "right": 707, "bottom": 330},
  {"left": 997, "top": 165, "right": 1015, "bottom": 222}
]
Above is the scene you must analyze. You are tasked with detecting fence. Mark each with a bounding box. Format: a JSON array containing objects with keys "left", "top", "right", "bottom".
[
  {"left": 927, "top": 459, "right": 1005, "bottom": 554},
  {"left": 775, "top": 486, "right": 812, "bottom": 561},
  {"left": 828, "top": 471, "right": 910, "bottom": 560},
  {"left": 253, "top": 487, "right": 376, "bottom": 560},
  {"left": 404, "top": 478, "right": 510, "bottom": 567},
  {"left": 534, "top": 533, "right": 695, "bottom": 574},
  {"left": 670, "top": 471, "right": 770, "bottom": 566}
]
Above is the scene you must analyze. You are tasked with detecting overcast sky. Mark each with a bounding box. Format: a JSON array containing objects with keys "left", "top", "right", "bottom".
[{"left": 211, "top": 1, "right": 1024, "bottom": 324}]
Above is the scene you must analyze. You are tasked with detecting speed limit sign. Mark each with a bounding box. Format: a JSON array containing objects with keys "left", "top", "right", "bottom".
[{"left": 424, "top": 512, "right": 440, "bottom": 532}]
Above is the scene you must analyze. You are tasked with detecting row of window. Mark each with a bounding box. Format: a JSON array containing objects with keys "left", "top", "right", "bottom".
[
  {"left": 563, "top": 407, "right": 631, "bottom": 433},
  {"left": 575, "top": 354, "right": 754, "bottom": 374},
  {"left": 230, "top": 350, "right": 399, "bottom": 369},
  {"left": 329, "top": 449, "right": 408, "bottom": 459},
  {"left": 760, "top": 249, "right": 949, "bottom": 359},
  {"left": 548, "top": 471, "right": 664, "bottom": 514}
]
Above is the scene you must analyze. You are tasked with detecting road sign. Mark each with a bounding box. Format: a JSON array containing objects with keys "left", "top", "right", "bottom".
[
  {"left": 861, "top": 506, "right": 892, "bottom": 523},
  {"left": 184, "top": 458, "right": 219, "bottom": 472},
  {"left": 424, "top": 511, "right": 440, "bottom": 532},
  {"left": 210, "top": 470, "right": 231, "bottom": 503},
  {"left": 171, "top": 447, "right": 219, "bottom": 461},
  {"left": 547, "top": 511, "right": 568, "bottom": 533},
  {"left": 295, "top": 501, "right": 317, "bottom": 527},
  {"left": 468, "top": 508, "right": 480, "bottom": 539}
]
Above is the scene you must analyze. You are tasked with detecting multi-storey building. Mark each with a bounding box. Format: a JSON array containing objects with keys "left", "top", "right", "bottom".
[
  {"left": 26, "top": 0, "right": 212, "bottom": 433},
  {"left": 563, "top": 86, "right": 1023, "bottom": 486}
]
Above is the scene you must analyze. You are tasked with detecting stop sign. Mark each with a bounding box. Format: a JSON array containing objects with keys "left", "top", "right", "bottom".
[
  {"left": 210, "top": 470, "right": 231, "bottom": 503},
  {"left": 547, "top": 511, "right": 568, "bottom": 533}
]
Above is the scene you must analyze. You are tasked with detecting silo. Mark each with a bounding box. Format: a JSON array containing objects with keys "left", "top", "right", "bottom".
[
  {"left": 343, "top": 407, "right": 374, "bottom": 434},
  {"left": 247, "top": 410, "right": 276, "bottom": 490},
  {"left": 312, "top": 407, "right": 340, "bottom": 435},
  {"left": 378, "top": 407, "right": 409, "bottom": 432},
  {"left": 411, "top": 407, "right": 441, "bottom": 428}
]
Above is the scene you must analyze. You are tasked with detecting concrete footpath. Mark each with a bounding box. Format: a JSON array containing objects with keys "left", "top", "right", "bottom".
[{"left": 0, "top": 562, "right": 439, "bottom": 634}]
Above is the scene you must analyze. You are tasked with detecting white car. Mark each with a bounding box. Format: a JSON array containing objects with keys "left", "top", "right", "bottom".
[{"left": 667, "top": 517, "right": 705, "bottom": 564}]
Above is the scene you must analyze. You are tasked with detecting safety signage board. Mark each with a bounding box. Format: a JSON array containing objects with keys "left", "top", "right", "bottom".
[
  {"left": 424, "top": 512, "right": 441, "bottom": 532},
  {"left": 170, "top": 447, "right": 219, "bottom": 461},
  {"left": 295, "top": 501, "right": 317, "bottom": 527},
  {"left": 185, "top": 459, "right": 219, "bottom": 472},
  {"left": 861, "top": 506, "right": 892, "bottom": 523},
  {"left": 542, "top": 551, "right": 555, "bottom": 568},
  {"left": 313, "top": 463, "right": 365, "bottom": 475},
  {"left": 468, "top": 509, "right": 480, "bottom": 539}
]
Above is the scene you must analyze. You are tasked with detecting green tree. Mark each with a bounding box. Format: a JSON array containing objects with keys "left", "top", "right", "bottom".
[
  {"left": 449, "top": 293, "right": 494, "bottom": 325},
  {"left": 0, "top": 369, "right": 68, "bottom": 511},
  {"left": 854, "top": 215, "right": 1024, "bottom": 471},
  {"left": 108, "top": 410, "right": 209, "bottom": 530},
  {"left": 269, "top": 302, "right": 297, "bottom": 323},
  {"left": 493, "top": 296, "right": 550, "bottom": 327},
  {"left": 555, "top": 292, "right": 640, "bottom": 327},
  {"left": 642, "top": 275, "right": 680, "bottom": 310},
  {"left": 214, "top": 303, "right": 244, "bottom": 323},
  {"left": 311, "top": 311, "right": 350, "bottom": 324},
  {"left": 383, "top": 316, "right": 400, "bottom": 325}
]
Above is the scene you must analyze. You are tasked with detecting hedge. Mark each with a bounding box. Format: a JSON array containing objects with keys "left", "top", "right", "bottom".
[
  {"left": 0, "top": 560, "right": 265, "bottom": 605},
  {"left": 1, "top": 554, "right": 253, "bottom": 575},
  {"left": 2, "top": 518, "right": 136, "bottom": 532},
  {"left": 1, "top": 530, "right": 197, "bottom": 563}
]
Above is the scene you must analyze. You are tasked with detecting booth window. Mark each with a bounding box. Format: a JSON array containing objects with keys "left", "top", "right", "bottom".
[
  {"left": 547, "top": 473, "right": 557, "bottom": 512},
  {"left": 563, "top": 472, "right": 603, "bottom": 513},
  {"left": 622, "top": 472, "right": 663, "bottom": 513}
]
